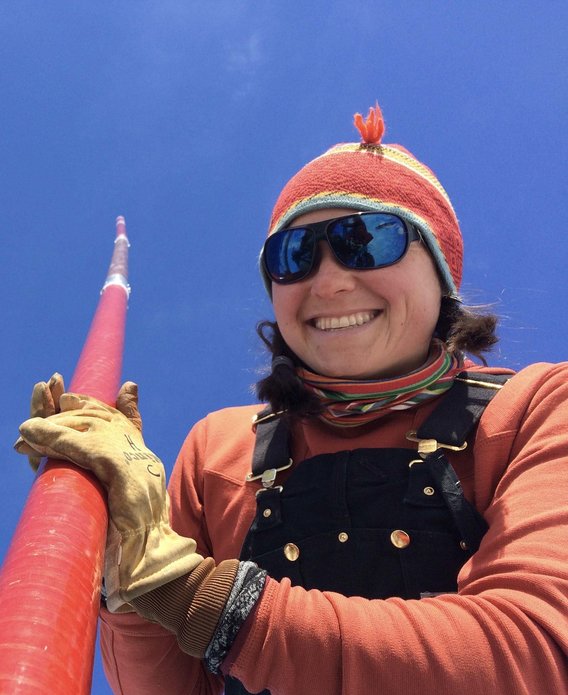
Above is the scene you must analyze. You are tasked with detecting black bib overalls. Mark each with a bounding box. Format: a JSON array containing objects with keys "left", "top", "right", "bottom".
[{"left": 224, "top": 373, "right": 507, "bottom": 695}]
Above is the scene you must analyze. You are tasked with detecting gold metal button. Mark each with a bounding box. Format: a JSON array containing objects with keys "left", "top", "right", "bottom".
[
  {"left": 338, "top": 532, "right": 349, "bottom": 543},
  {"left": 390, "top": 530, "right": 411, "bottom": 549},
  {"left": 263, "top": 508, "right": 272, "bottom": 518},
  {"left": 423, "top": 486, "right": 435, "bottom": 496},
  {"left": 460, "top": 540, "right": 468, "bottom": 551},
  {"left": 284, "top": 542, "right": 300, "bottom": 561}
]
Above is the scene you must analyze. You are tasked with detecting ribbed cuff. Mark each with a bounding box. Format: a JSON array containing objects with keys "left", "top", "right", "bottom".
[
  {"left": 179, "top": 559, "right": 239, "bottom": 657},
  {"left": 131, "top": 557, "right": 239, "bottom": 658}
]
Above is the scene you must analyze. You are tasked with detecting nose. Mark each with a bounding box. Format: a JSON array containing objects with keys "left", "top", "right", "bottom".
[{"left": 309, "top": 242, "right": 357, "bottom": 298}]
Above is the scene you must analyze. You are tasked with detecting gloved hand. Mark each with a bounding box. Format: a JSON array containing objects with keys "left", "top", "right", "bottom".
[
  {"left": 14, "top": 388, "right": 204, "bottom": 613},
  {"left": 22, "top": 374, "right": 142, "bottom": 470}
]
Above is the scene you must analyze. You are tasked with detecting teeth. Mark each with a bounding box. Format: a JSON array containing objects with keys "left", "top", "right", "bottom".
[{"left": 314, "top": 312, "right": 376, "bottom": 331}]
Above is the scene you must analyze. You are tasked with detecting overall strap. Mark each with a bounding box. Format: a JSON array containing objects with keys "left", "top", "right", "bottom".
[
  {"left": 416, "top": 371, "right": 509, "bottom": 445},
  {"left": 409, "top": 371, "right": 509, "bottom": 552},
  {"left": 249, "top": 408, "right": 291, "bottom": 479}
]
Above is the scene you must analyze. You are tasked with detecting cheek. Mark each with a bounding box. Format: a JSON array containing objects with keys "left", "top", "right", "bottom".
[
  {"left": 272, "top": 285, "right": 289, "bottom": 323},
  {"left": 272, "top": 285, "right": 302, "bottom": 335},
  {"left": 381, "top": 264, "right": 442, "bottom": 335},
  {"left": 411, "top": 280, "right": 442, "bottom": 334},
  {"left": 406, "top": 252, "right": 443, "bottom": 311}
]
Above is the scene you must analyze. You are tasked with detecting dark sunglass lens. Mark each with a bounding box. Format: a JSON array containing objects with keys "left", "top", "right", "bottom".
[
  {"left": 328, "top": 214, "right": 408, "bottom": 269},
  {"left": 264, "top": 228, "right": 315, "bottom": 282}
]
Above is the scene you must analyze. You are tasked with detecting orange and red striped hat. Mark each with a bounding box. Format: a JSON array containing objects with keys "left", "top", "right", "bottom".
[{"left": 266, "top": 103, "right": 463, "bottom": 297}]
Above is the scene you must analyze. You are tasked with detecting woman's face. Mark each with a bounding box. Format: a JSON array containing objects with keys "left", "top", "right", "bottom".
[{"left": 272, "top": 208, "right": 443, "bottom": 379}]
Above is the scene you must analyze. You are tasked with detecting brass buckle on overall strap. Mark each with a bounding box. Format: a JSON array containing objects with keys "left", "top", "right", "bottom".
[{"left": 405, "top": 431, "right": 468, "bottom": 457}]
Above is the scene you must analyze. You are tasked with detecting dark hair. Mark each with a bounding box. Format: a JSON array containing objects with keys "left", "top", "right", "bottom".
[
  {"left": 255, "top": 320, "right": 324, "bottom": 418},
  {"left": 255, "top": 297, "right": 499, "bottom": 417},
  {"left": 435, "top": 296, "right": 498, "bottom": 360}
]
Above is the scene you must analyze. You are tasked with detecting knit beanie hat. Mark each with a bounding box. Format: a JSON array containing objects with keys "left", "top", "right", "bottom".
[{"left": 264, "top": 103, "right": 462, "bottom": 298}]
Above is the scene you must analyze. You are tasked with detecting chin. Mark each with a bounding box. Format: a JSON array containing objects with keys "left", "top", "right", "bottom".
[{"left": 317, "top": 365, "right": 377, "bottom": 380}]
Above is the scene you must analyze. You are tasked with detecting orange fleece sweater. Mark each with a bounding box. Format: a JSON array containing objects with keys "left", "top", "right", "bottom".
[{"left": 100, "top": 363, "right": 568, "bottom": 694}]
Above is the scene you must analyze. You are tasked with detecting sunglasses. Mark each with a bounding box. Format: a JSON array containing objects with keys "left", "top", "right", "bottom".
[{"left": 262, "top": 212, "right": 421, "bottom": 284}]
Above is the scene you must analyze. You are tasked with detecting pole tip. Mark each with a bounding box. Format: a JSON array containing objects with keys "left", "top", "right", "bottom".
[{"left": 115, "top": 216, "right": 127, "bottom": 237}]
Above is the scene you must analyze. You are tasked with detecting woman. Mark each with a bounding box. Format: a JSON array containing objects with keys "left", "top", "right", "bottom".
[{"left": 16, "top": 104, "right": 568, "bottom": 694}]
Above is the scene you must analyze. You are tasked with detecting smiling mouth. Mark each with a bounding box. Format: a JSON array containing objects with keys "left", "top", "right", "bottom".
[{"left": 312, "top": 311, "right": 379, "bottom": 331}]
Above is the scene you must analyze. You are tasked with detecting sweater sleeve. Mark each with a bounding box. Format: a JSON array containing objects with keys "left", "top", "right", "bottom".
[
  {"left": 225, "top": 363, "right": 568, "bottom": 695},
  {"left": 99, "top": 417, "right": 225, "bottom": 695}
]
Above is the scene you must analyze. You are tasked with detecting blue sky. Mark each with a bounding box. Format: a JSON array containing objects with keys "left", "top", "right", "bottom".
[{"left": 2, "top": 3, "right": 568, "bottom": 693}]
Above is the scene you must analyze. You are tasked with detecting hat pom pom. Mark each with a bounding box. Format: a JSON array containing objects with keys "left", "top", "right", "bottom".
[{"left": 354, "top": 102, "right": 385, "bottom": 144}]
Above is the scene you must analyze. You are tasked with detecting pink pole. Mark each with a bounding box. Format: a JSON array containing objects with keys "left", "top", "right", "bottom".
[{"left": 0, "top": 217, "right": 131, "bottom": 694}]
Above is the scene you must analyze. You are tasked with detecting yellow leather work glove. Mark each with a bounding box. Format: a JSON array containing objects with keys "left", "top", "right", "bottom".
[
  {"left": 24, "top": 374, "right": 143, "bottom": 470},
  {"left": 15, "top": 390, "right": 204, "bottom": 613}
]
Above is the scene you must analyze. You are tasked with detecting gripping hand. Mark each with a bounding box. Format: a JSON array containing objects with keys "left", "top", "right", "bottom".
[
  {"left": 15, "top": 390, "right": 204, "bottom": 612},
  {"left": 20, "top": 374, "right": 142, "bottom": 469}
]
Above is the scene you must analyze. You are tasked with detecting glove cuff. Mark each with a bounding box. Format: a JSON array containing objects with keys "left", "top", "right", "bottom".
[{"left": 132, "top": 558, "right": 239, "bottom": 658}]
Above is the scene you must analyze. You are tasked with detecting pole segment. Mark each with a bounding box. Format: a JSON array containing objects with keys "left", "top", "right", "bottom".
[{"left": 0, "top": 217, "right": 131, "bottom": 694}]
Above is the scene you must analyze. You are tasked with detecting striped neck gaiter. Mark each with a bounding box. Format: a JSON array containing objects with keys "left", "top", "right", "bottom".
[{"left": 297, "top": 340, "right": 462, "bottom": 428}]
